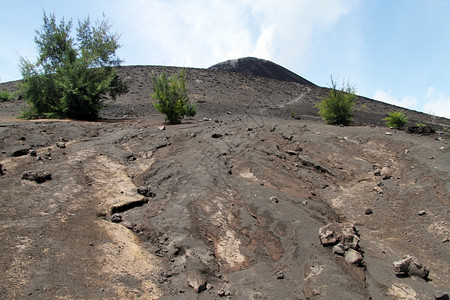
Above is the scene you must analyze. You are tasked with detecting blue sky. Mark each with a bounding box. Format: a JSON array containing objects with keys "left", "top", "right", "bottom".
[{"left": 1, "top": 0, "right": 449, "bottom": 118}]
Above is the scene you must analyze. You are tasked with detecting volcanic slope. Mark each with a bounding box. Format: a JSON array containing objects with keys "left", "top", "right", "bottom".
[{"left": 0, "top": 60, "right": 449, "bottom": 299}]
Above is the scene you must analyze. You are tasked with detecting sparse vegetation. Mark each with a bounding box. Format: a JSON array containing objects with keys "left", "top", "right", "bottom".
[
  {"left": 18, "top": 12, "right": 127, "bottom": 120},
  {"left": 383, "top": 111, "right": 408, "bottom": 128},
  {"left": 0, "top": 90, "right": 13, "bottom": 102},
  {"left": 317, "top": 77, "right": 356, "bottom": 126},
  {"left": 151, "top": 69, "right": 196, "bottom": 124}
]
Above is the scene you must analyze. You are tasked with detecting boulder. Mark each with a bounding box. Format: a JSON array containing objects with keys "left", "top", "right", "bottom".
[
  {"left": 22, "top": 171, "right": 52, "bottom": 183},
  {"left": 393, "top": 255, "right": 429, "bottom": 279},
  {"left": 345, "top": 249, "right": 364, "bottom": 265},
  {"left": 319, "top": 222, "right": 360, "bottom": 250}
]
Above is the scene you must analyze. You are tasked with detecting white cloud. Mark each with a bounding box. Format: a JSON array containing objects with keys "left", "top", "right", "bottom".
[
  {"left": 423, "top": 86, "right": 450, "bottom": 119},
  {"left": 113, "top": 0, "right": 356, "bottom": 69},
  {"left": 373, "top": 89, "right": 418, "bottom": 110}
]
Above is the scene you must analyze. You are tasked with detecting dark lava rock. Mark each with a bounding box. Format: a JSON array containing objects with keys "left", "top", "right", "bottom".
[
  {"left": 111, "top": 214, "right": 122, "bottom": 223},
  {"left": 12, "top": 147, "right": 31, "bottom": 157},
  {"left": 209, "top": 57, "right": 315, "bottom": 85},
  {"left": 435, "top": 291, "right": 449, "bottom": 300},
  {"left": 393, "top": 255, "right": 429, "bottom": 279},
  {"left": 137, "top": 186, "right": 154, "bottom": 197},
  {"left": 22, "top": 171, "right": 52, "bottom": 183},
  {"left": 407, "top": 125, "right": 435, "bottom": 135}
]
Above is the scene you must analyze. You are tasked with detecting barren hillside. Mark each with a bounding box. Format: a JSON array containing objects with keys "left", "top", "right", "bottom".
[{"left": 0, "top": 61, "right": 449, "bottom": 299}]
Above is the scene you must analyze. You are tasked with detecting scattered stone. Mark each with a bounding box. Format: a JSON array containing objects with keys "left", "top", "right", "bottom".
[
  {"left": 111, "top": 214, "right": 122, "bottom": 223},
  {"left": 190, "top": 133, "right": 196, "bottom": 138},
  {"left": 22, "top": 171, "right": 52, "bottom": 183},
  {"left": 211, "top": 133, "right": 223, "bottom": 138},
  {"left": 407, "top": 125, "right": 435, "bottom": 135},
  {"left": 374, "top": 169, "right": 381, "bottom": 176},
  {"left": 275, "top": 270, "right": 284, "bottom": 279},
  {"left": 393, "top": 255, "right": 429, "bottom": 279},
  {"left": 344, "top": 249, "right": 364, "bottom": 265},
  {"left": 28, "top": 149, "right": 37, "bottom": 156},
  {"left": 285, "top": 150, "right": 299, "bottom": 156},
  {"left": 203, "top": 118, "right": 211, "bottom": 121},
  {"left": 434, "top": 290, "right": 449, "bottom": 300},
  {"left": 137, "top": 186, "right": 154, "bottom": 197},
  {"left": 418, "top": 210, "right": 426, "bottom": 216},
  {"left": 332, "top": 244, "right": 345, "bottom": 256},
  {"left": 270, "top": 196, "right": 279, "bottom": 204},
  {"left": 302, "top": 200, "right": 308, "bottom": 206},
  {"left": 246, "top": 127, "right": 253, "bottom": 131},
  {"left": 318, "top": 222, "right": 360, "bottom": 250},
  {"left": 385, "top": 132, "right": 392, "bottom": 135},
  {"left": 186, "top": 267, "right": 207, "bottom": 293},
  {"left": 12, "top": 147, "right": 31, "bottom": 157},
  {"left": 365, "top": 208, "right": 373, "bottom": 215},
  {"left": 218, "top": 288, "right": 231, "bottom": 297},
  {"left": 55, "top": 142, "right": 66, "bottom": 149},
  {"left": 158, "top": 125, "right": 165, "bottom": 131}
]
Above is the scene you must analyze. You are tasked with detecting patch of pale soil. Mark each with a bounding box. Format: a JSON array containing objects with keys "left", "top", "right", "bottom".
[
  {"left": 83, "top": 152, "right": 162, "bottom": 297},
  {"left": 387, "top": 283, "right": 417, "bottom": 300},
  {"left": 97, "top": 220, "right": 162, "bottom": 299},
  {"left": 205, "top": 197, "right": 247, "bottom": 270}
]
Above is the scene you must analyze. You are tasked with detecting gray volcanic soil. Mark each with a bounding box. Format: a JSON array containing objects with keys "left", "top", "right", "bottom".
[{"left": 0, "top": 64, "right": 449, "bottom": 299}]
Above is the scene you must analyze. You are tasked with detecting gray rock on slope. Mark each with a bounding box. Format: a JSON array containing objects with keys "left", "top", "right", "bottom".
[{"left": 393, "top": 255, "right": 429, "bottom": 279}]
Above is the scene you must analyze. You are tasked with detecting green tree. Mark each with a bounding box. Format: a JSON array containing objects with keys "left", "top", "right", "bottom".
[
  {"left": 19, "top": 12, "right": 127, "bottom": 120},
  {"left": 383, "top": 111, "right": 408, "bottom": 128},
  {"left": 151, "top": 69, "right": 196, "bottom": 124},
  {"left": 317, "top": 77, "right": 356, "bottom": 126}
]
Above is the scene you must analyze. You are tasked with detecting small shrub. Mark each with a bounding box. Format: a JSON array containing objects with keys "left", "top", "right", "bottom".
[
  {"left": 0, "top": 90, "right": 12, "bottom": 102},
  {"left": 151, "top": 69, "right": 196, "bottom": 124},
  {"left": 317, "top": 77, "right": 356, "bottom": 126},
  {"left": 383, "top": 111, "right": 408, "bottom": 128}
]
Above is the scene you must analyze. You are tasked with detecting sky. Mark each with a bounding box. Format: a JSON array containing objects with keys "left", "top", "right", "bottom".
[{"left": 1, "top": 0, "right": 449, "bottom": 118}]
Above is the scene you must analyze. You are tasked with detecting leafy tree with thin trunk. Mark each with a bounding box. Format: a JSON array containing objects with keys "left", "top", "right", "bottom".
[
  {"left": 19, "top": 12, "right": 128, "bottom": 120},
  {"left": 317, "top": 76, "right": 356, "bottom": 126},
  {"left": 151, "top": 69, "right": 196, "bottom": 124}
]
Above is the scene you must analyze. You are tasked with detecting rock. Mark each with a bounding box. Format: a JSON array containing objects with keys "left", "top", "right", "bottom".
[
  {"left": 55, "top": 142, "right": 66, "bottom": 148},
  {"left": 218, "top": 288, "right": 231, "bottom": 297},
  {"left": 22, "top": 171, "right": 52, "bottom": 183},
  {"left": 275, "top": 270, "right": 284, "bottom": 279},
  {"left": 434, "top": 290, "right": 449, "bottom": 300},
  {"left": 318, "top": 222, "right": 360, "bottom": 250},
  {"left": 137, "top": 186, "right": 154, "bottom": 197},
  {"left": 186, "top": 267, "right": 207, "bottom": 293},
  {"left": 418, "top": 210, "right": 426, "bottom": 216},
  {"left": 374, "top": 169, "right": 381, "bottom": 176},
  {"left": 0, "top": 163, "right": 3, "bottom": 175},
  {"left": 270, "top": 196, "right": 279, "bottom": 204},
  {"left": 365, "top": 208, "right": 373, "bottom": 215},
  {"left": 111, "top": 214, "right": 122, "bottom": 223},
  {"left": 345, "top": 249, "right": 364, "bottom": 265},
  {"left": 246, "top": 127, "right": 253, "bottom": 131},
  {"left": 211, "top": 133, "right": 223, "bottom": 138},
  {"left": 28, "top": 149, "right": 37, "bottom": 156},
  {"left": 332, "top": 244, "right": 345, "bottom": 256},
  {"left": 158, "top": 125, "right": 165, "bottom": 131},
  {"left": 393, "top": 255, "right": 429, "bottom": 279}
]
